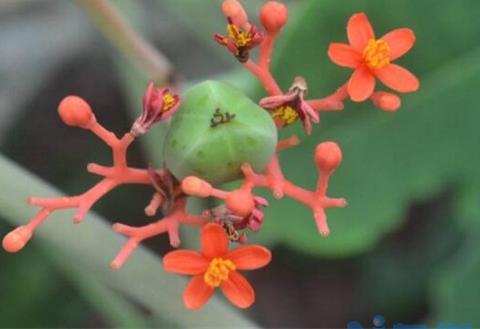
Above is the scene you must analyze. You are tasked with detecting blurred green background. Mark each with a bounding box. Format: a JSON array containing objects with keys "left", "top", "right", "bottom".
[{"left": 0, "top": 0, "right": 479, "bottom": 327}]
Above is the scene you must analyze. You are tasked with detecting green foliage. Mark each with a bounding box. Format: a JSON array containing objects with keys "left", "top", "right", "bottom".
[
  {"left": 249, "top": 0, "right": 480, "bottom": 256},
  {"left": 430, "top": 232, "right": 480, "bottom": 326}
]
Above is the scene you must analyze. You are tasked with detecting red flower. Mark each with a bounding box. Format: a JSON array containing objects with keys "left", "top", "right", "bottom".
[
  {"left": 130, "top": 82, "right": 181, "bottom": 137},
  {"left": 260, "top": 76, "right": 319, "bottom": 134},
  {"left": 328, "top": 13, "right": 419, "bottom": 102},
  {"left": 163, "top": 223, "right": 271, "bottom": 310},
  {"left": 214, "top": 18, "right": 263, "bottom": 63}
]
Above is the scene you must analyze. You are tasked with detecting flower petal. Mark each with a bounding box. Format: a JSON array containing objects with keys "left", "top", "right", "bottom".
[
  {"left": 347, "top": 66, "right": 375, "bottom": 102},
  {"left": 328, "top": 43, "right": 362, "bottom": 68},
  {"left": 259, "top": 93, "right": 296, "bottom": 109},
  {"left": 201, "top": 223, "right": 229, "bottom": 259},
  {"left": 227, "top": 245, "right": 272, "bottom": 270},
  {"left": 381, "top": 28, "right": 415, "bottom": 61},
  {"left": 183, "top": 275, "right": 214, "bottom": 310},
  {"left": 375, "top": 64, "right": 419, "bottom": 93},
  {"left": 347, "top": 13, "right": 375, "bottom": 51},
  {"left": 221, "top": 271, "right": 255, "bottom": 308},
  {"left": 163, "top": 250, "right": 209, "bottom": 275}
]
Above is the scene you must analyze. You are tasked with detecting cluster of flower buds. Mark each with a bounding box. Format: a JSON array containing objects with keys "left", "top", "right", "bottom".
[{"left": 2, "top": 0, "right": 419, "bottom": 311}]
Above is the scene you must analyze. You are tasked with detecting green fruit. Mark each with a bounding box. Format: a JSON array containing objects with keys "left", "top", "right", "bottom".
[{"left": 164, "top": 80, "right": 277, "bottom": 185}]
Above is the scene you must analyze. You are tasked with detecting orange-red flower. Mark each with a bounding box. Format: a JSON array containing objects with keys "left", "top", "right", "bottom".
[
  {"left": 328, "top": 13, "right": 419, "bottom": 102},
  {"left": 163, "top": 223, "right": 271, "bottom": 310}
]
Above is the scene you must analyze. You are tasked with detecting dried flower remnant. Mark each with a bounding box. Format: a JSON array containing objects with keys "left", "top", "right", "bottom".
[
  {"left": 260, "top": 76, "right": 319, "bottom": 134},
  {"left": 3, "top": 0, "right": 421, "bottom": 311},
  {"left": 131, "top": 82, "right": 181, "bottom": 137},
  {"left": 214, "top": 18, "right": 263, "bottom": 63}
]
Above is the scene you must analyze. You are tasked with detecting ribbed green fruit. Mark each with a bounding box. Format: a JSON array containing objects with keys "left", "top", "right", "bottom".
[{"left": 164, "top": 80, "right": 277, "bottom": 185}]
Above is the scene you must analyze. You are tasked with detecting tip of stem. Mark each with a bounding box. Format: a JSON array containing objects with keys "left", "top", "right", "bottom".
[
  {"left": 2, "top": 226, "right": 32, "bottom": 253},
  {"left": 110, "top": 260, "right": 122, "bottom": 271},
  {"left": 145, "top": 206, "right": 156, "bottom": 217},
  {"left": 181, "top": 176, "right": 212, "bottom": 198}
]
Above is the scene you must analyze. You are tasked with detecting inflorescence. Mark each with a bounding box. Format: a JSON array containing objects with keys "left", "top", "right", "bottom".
[{"left": 2, "top": 0, "right": 419, "bottom": 310}]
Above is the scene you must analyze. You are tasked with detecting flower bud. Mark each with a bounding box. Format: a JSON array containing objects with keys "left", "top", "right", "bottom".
[
  {"left": 260, "top": 1, "right": 288, "bottom": 34},
  {"left": 371, "top": 91, "right": 401, "bottom": 112},
  {"left": 181, "top": 176, "right": 212, "bottom": 198},
  {"left": 315, "top": 141, "right": 342, "bottom": 173},
  {"left": 225, "top": 189, "right": 255, "bottom": 217},
  {"left": 221, "top": 0, "right": 248, "bottom": 28},
  {"left": 58, "top": 95, "right": 95, "bottom": 129},
  {"left": 2, "top": 226, "right": 32, "bottom": 253}
]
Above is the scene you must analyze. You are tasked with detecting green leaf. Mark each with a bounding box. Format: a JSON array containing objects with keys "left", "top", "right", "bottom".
[
  {"left": 248, "top": 0, "right": 480, "bottom": 255},
  {"left": 0, "top": 235, "right": 95, "bottom": 327},
  {"left": 0, "top": 154, "right": 257, "bottom": 327},
  {"left": 429, "top": 231, "right": 480, "bottom": 326}
]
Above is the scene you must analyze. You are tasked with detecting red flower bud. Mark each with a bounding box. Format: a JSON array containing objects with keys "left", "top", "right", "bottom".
[
  {"left": 182, "top": 176, "right": 213, "bottom": 198},
  {"left": 225, "top": 189, "right": 255, "bottom": 217},
  {"left": 58, "top": 96, "right": 95, "bottom": 129},
  {"left": 260, "top": 1, "right": 288, "bottom": 34},
  {"left": 2, "top": 225, "right": 32, "bottom": 253},
  {"left": 221, "top": 0, "right": 248, "bottom": 28},
  {"left": 371, "top": 91, "right": 401, "bottom": 112},
  {"left": 315, "top": 141, "right": 342, "bottom": 173}
]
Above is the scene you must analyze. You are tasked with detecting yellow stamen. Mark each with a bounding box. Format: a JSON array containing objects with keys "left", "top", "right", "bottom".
[
  {"left": 362, "top": 39, "right": 390, "bottom": 69},
  {"left": 162, "top": 92, "right": 176, "bottom": 112},
  {"left": 227, "top": 24, "right": 252, "bottom": 48},
  {"left": 271, "top": 106, "right": 299, "bottom": 125},
  {"left": 204, "top": 258, "right": 236, "bottom": 287}
]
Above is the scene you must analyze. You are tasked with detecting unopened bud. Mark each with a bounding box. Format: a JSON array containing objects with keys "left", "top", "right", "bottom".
[
  {"left": 371, "top": 91, "right": 401, "bottom": 112},
  {"left": 181, "top": 176, "right": 212, "bottom": 198},
  {"left": 222, "top": 0, "right": 248, "bottom": 28},
  {"left": 58, "top": 96, "right": 95, "bottom": 129},
  {"left": 225, "top": 189, "right": 255, "bottom": 217},
  {"left": 260, "top": 1, "right": 288, "bottom": 34},
  {"left": 2, "top": 226, "right": 32, "bottom": 253},
  {"left": 315, "top": 141, "right": 342, "bottom": 173}
]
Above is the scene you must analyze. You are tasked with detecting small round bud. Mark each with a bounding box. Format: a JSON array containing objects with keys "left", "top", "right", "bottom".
[
  {"left": 181, "top": 176, "right": 213, "bottom": 198},
  {"left": 2, "top": 226, "right": 32, "bottom": 253},
  {"left": 371, "top": 91, "right": 401, "bottom": 112},
  {"left": 315, "top": 141, "right": 342, "bottom": 173},
  {"left": 58, "top": 96, "right": 95, "bottom": 128},
  {"left": 260, "top": 1, "right": 288, "bottom": 34},
  {"left": 225, "top": 189, "right": 255, "bottom": 217},
  {"left": 222, "top": 0, "right": 248, "bottom": 28}
]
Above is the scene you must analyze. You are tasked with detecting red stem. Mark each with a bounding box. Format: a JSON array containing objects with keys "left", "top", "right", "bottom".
[
  {"left": 258, "top": 32, "right": 277, "bottom": 70},
  {"left": 308, "top": 83, "right": 349, "bottom": 112},
  {"left": 111, "top": 197, "right": 209, "bottom": 269},
  {"left": 2, "top": 120, "right": 152, "bottom": 253},
  {"left": 243, "top": 60, "right": 282, "bottom": 96}
]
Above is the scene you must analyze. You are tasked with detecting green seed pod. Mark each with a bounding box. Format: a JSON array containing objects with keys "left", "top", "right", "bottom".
[{"left": 164, "top": 80, "right": 277, "bottom": 185}]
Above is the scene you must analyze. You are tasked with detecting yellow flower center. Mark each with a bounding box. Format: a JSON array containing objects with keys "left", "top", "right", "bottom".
[
  {"left": 271, "top": 106, "right": 299, "bottom": 125},
  {"left": 204, "top": 258, "right": 236, "bottom": 287},
  {"left": 362, "top": 39, "right": 390, "bottom": 69},
  {"left": 227, "top": 24, "right": 252, "bottom": 48},
  {"left": 162, "top": 92, "right": 176, "bottom": 112}
]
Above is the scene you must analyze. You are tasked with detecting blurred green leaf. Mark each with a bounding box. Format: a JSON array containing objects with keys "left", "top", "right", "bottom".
[
  {"left": 0, "top": 154, "right": 258, "bottom": 327},
  {"left": 159, "top": 0, "right": 264, "bottom": 60},
  {"left": 429, "top": 232, "right": 480, "bottom": 326},
  {"left": 55, "top": 251, "right": 154, "bottom": 328},
  {"left": 356, "top": 196, "right": 463, "bottom": 323},
  {"left": 0, "top": 235, "right": 96, "bottom": 327},
  {"left": 247, "top": 0, "right": 480, "bottom": 256}
]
